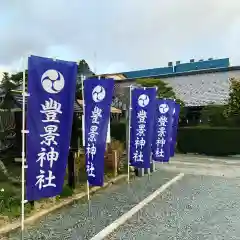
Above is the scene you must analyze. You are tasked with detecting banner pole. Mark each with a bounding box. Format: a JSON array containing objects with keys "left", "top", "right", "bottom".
[
  {"left": 127, "top": 85, "right": 132, "bottom": 184},
  {"left": 171, "top": 98, "right": 176, "bottom": 163},
  {"left": 81, "top": 74, "right": 91, "bottom": 214},
  {"left": 151, "top": 86, "right": 158, "bottom": 172},
  {"left": 21, "top": 57, "right": 27, "bottom": 240},
  {"left": 161, "top": 98, "right": 167, "bottom": 165}
]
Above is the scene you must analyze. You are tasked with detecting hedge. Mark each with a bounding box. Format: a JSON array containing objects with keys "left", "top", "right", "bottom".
[
  {"left": 177, "top": 127, "right": 240, "bottom": 156},
  {"left": 110, "top": 122, "right": 240, "bottom": 156}
]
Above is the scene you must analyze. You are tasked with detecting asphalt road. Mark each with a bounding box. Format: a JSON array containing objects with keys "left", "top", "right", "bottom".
[{"left": 8, "top": 155, "right": 240, "bottom": 240}]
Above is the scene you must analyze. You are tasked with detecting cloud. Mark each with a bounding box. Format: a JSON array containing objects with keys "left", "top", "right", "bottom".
[{"left": 1, "top": 0, "right": 240, "bottom": 73}]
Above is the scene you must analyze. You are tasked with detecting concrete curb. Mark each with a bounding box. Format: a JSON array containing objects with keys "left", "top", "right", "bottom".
[{"left": 0, "top": 174, "right": 127, "bottom": 237}]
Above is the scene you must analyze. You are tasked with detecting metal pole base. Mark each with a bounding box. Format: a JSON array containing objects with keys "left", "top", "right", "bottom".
[
  {"left": 144, "top": 168, "right": 151, "bottom": 174},
  {"left": 136, "top": 168, "right": 144, "bottom": 177},
  {"left": 150, "top": 162, "right": 156, "bottom": 172}
]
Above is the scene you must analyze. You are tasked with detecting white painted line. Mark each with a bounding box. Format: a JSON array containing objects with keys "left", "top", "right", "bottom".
[{"left": 90, "top": 173, "right": 184, "bottom": 240}]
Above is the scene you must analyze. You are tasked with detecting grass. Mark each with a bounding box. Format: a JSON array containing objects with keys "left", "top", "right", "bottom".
[{"left": 0, "top": 158, "right": 25, "bottom": 220}]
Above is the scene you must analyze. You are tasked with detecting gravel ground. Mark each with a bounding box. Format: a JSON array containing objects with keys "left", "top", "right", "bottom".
[
  {"left": 173, "top": 154, "right": 240, "bottom": 165},
  {"left": 106, "top": 175, "right": 240, "bottom": 240},
  {"left": 8, "top": 155, "right": 240, "bottom": 240},
  {"left": 8, "top": 171, "right": 177, "bottom": 240}
]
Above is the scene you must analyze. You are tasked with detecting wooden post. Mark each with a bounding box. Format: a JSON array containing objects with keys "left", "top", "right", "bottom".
[
  {"left": 113, "top": 150, "right": 118, "bottom": 177},
  {"left": 68, "top": 150, "right": 75, "bottom": 189}
]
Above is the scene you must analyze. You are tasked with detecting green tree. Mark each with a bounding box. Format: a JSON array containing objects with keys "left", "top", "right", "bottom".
[
  {"left": 136, "top": 78, "right": 185, "bottom": 117},
  {"left": 0, "top": 73, "right": 20, "bottom": 184},
  {"left": 76, "top": 60, "right": 95, "bottom": 99},
  {"left": 224, "top": 78, "right": 240, "bottom": 126},
  {"left": 1, "top": 72, "right": 15, "bottom": 92},
  {"left": 10, "top": 70, "right": 28, "bottom": 86},
  {"left": 77, "top": 59, "right": 94, "bottom": 76},
  {"left": 200, "top": 104, "right": 227, "bottom": 126},
  {"left": 0, "top": 72, "right": 17, "bottom": 109}
]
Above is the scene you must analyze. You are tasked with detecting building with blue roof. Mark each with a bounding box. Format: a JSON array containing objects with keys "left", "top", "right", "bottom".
[
  {"left": 100, "top": 57, "right": 240, "bottom": 111},
  {"left": 119, "top": 57, "right": 230, "bottom": 80}
]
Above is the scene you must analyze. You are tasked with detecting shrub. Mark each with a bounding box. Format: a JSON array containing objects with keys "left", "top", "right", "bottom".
[
  {"left": 0, "top": 188, "right": 20, "bottom": 209},
  {"left": 0, "top": 187, "right": 31, "bottom": 217},
  {"left": 110, "top": 123, "right": 240, "bottom": 156},
  {"left": 59, "top": 185, "right": 74, "bottom": 198},
  {"left": 177, "top": 127, "right": 240, "bottom": 156}
]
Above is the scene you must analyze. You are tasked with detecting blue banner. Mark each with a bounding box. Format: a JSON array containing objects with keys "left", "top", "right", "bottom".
[
  {"left": 26, "top": 55, "right": 77, "bottom": 201},
  {"left": 130, "top": 88, "right": 156, "bottom": 168},
  {"left": 152, "top": 99, "right": 175, "bottom": 162},
  {"left": 170, "top": 102, "right": 180, "bottom": 157},
  {"left": 84, "top": 78, "right": 114, "bottom": 186}
]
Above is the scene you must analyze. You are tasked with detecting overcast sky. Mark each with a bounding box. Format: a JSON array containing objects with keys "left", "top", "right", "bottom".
[{"left": 1, "top": 0, "right": 240, "bottom": 76}]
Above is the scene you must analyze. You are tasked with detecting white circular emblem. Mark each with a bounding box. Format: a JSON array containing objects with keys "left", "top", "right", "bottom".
[
  {"left": 92, "top": 85, "right": 106, "bottom": 102},
  {"left": 138, "top": 94, "right": 149, "bottom": 107},
  {"left": 41, "top": 69, "right": 65, "bottom": 94},
  {"left": 159, "top": 103, "right": 169, "bottom": 114}
]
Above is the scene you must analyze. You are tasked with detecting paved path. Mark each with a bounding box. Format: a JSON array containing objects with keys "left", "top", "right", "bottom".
[{"left": 8, "top": 155, "right": 240, "bottom": 239}]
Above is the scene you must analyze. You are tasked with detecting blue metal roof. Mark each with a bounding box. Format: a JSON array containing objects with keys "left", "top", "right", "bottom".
[
  {"left": 120, "top": 65, "right": 240, "bottom": 82},
  {"left": 174, "top": 58, "right": 229, "bottom": 73},
  {"left": 122, "top": 66, "right": 173, "bottom": 79},
  {"left": 120, "top": 58, "right": 230, "bottom": 79}
]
